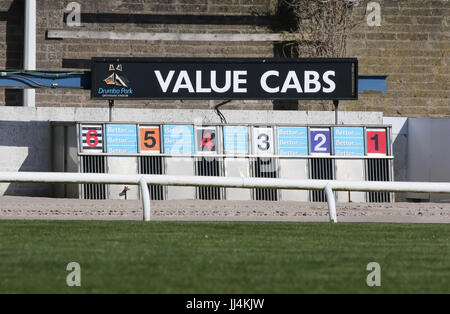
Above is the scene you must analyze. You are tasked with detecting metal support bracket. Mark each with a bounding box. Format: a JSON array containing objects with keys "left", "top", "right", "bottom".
[
  {"left": 325, "top": 183, "right": 337, "bottom": 223},
  {"left": 139, "top": 177, "right": 151, "bottom": 221}
]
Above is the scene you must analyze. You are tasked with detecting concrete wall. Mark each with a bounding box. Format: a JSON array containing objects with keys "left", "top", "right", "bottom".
[
  {"left": 0, "top": 107, "right": 383, "bottom": 197},
  {"left": 0, "top": 0, "right": 275, "bottom": 109},
  {"left": 406, "top": 118, "right": 450, "bottom": 202},
  {"left": 383, "top": 116, "right": 408, "bottom": 201},
  {"left": 278, "top": 159, "right": 308, "bottom": 201},
  {"left": 335, "top": 159, "right": 365, "bottom": 202},
  {"left": 382, "top": 116, "right": 450, "bottom": 203},
  {"left": 0, "top": 0, "right": 448, "bottom": 116},
  {"left": 0, "top": 120, "right": 51, "bottom": 196},
  {"left": 305, "top": 0, "right": 450, "bottom": 116},
  {"left": 107, "top": 156, "right": 139, "bottom": 200}
]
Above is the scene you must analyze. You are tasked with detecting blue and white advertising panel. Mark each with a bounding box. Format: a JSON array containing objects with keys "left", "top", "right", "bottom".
[
  {"left": 252, "top": 127, "right": 274, "bottom": 155},
  {"left": 310, "top": 128, "right": 331, "bottom": 155},
  {"left": 277, "top": 127, "right": 308, "bottom": 156},
  {"left": 105, "top": 124, "right": 138, "bottom": 154},
  {"left": 223, "top": 126, "right": 249, "bottom": 154},
  {"left": 333, "top": 127, "right": 365, "bottom": 156},
  {"left": 163, "top": 125, "right": 195, "bottom": 155}
]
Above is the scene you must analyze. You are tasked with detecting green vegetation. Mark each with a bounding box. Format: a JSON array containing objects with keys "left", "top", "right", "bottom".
[{"left": 0, "top": 220, "right": 448, "bottom": 293}]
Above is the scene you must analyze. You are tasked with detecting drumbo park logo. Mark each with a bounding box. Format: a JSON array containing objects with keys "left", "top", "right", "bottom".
[{"left": 98, "top": 64, "right": 133, "bottom": 97}]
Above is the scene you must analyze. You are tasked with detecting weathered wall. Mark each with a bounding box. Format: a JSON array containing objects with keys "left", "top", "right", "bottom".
[
  {"left": 343, "top": 0, "right": 450, "bottom": 117},
  {"left": 0, "top": 0, "right": 448, "bottom": 116},
  {"left": 0, "top": 0, "right": 276, "bottom": 109}
]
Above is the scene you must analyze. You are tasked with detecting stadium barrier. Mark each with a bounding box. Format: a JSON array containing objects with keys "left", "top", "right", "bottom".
[{"left": 2, "top": 171, "right": 450, "bottom": 223}]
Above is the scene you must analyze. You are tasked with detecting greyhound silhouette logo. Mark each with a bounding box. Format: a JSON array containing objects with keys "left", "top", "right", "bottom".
[
  {"left": 104, "top": 64, "right": 128, "bottom": 87},
  {"left": 98, "top": 64, "right": 133, "bottom": 97}
]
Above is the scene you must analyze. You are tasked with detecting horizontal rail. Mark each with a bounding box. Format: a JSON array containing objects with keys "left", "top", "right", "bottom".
[
  {"left": 1, "top": 172, "right": 450, "bottom": 194},
  {"left": 2, "top": 171, "right": 450, "bottom": 223},
  {"left": 76, "top": 152, "right": 395, "bottom": 160}
]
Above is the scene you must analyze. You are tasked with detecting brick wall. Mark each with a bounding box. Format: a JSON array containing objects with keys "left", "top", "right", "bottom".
[
  {"left": 0, "top": 0, "right": 448, "bottom": 116},
  {"left": 344, "top": 0, "right": 450, "bottom": 117}
]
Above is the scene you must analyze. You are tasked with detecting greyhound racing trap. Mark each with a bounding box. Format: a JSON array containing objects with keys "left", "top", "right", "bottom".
[
  {"left": 51, "top": 121, "right": 394, "bottom": 203},
  {"left": 2, "top": 57, "right": 392, "bottom": 203}
]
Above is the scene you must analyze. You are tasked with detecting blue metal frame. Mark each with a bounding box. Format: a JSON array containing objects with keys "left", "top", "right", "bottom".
[
  {"left": 0, "top": 70, "right": 387, "bottom": 94},
  {"left": 358, "top": 75, "right": 387, "bottom": 94},
  {"left": 0, "top": 71, "right": 91, "bottom": 89}
]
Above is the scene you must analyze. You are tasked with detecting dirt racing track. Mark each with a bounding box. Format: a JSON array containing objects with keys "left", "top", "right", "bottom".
[{"left": 0, "top": 196, "right": 450, "bottom": 223}]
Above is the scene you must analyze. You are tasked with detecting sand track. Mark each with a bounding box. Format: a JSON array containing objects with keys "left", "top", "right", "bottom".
[{"left": 1, "top": 196, "right": 450, "bottom": 223}]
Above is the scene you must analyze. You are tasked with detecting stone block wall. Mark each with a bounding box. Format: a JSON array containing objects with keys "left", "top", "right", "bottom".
[{"left": 0, "top": 0, "right": 448, "bottom": 116}]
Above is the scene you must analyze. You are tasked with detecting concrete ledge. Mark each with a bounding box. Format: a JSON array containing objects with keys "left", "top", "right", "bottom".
[
  {"left": 47, "top": 30, "right": 311, "bottom": 42},
  {"left": 0, "top": 107, "right": 383, "bottom": 124}
]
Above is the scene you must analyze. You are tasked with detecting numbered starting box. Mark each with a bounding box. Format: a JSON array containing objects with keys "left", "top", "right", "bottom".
[
  {"left": 277, "top": 127, "right": 309, "bottom": 201},
  {"left": 51, "top": 122, "right": 393, "bottom": 203},
  {"left": 162, "top": 125, "right": 195, "bottom": 200},
  {"left": 251, "top": 127, "right": 278, "bottom": 201},
  {"left": 139, "top": 126, "right": 161, "bottom": 153},
  {"left": 223, "top": 125, "right": 251, "bottom": 200},
  {"left": 194, "top": 126, "right": 223, "bottom": 200}
]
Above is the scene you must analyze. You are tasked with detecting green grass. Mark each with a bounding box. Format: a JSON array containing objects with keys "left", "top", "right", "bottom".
[{"left": 0, "top": 220, "right": 449, "bottom": 293}]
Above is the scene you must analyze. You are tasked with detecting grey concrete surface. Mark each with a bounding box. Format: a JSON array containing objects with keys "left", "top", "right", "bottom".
[{"left": 1, "top": 197, "right": 449, "bottom": 224}]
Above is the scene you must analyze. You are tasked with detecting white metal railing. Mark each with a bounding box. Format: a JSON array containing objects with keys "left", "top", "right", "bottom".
[{"left": 2, "top": 171, "right": 450, "bottom": 223}]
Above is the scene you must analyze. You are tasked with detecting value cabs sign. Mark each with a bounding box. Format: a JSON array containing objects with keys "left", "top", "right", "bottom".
[{"left": 91, "top": 58, "right": 358, "bottom": 100}]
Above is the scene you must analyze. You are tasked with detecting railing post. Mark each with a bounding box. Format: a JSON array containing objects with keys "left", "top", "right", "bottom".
[
  {"left": 139, "top": 177, "right": 151, "bottom": 221},
  {"left": 325, "top": 184, "right": 337, "bottom": 223}
]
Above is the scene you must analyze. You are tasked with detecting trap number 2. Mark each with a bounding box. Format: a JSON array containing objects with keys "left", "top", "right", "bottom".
[
  {"left": 313, "top": 133, "right": 327, "bottom": 152},
  {"left": 310, "top": 129, "right": 331, "bottom": 154}
]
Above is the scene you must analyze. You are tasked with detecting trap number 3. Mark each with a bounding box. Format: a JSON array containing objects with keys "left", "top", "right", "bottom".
[{"left": 253, "top": 128, "right": 274, "bottom": 155}]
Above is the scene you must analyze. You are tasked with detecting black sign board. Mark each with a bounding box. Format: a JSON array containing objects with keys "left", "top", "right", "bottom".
[{"left": 91, "top": 58, "right": 358, "bottom": 100}]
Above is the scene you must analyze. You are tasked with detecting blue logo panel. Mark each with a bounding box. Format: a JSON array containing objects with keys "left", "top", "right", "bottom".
[
  {"left": 277, "top": 127, "right": 308, "bottom": 156},
  {"left": 333, "top": 127, "right": 365, "bottom": 156},
  {"left": 310, "top": 129, "right": 331, "bottom": 154},
  {"left": 163, "top": 125, "right": 194, "bottom": 155},
  {"left": 223, "top": 126, "right": 249, "bottom": 154},
  {"left": 106, "top": 124, "right": 138, "bottom": 154}
]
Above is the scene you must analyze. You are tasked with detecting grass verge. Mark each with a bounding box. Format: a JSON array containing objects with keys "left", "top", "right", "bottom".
[{"left": 0, "top": 220, "right": 448, "bottom": 293}]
